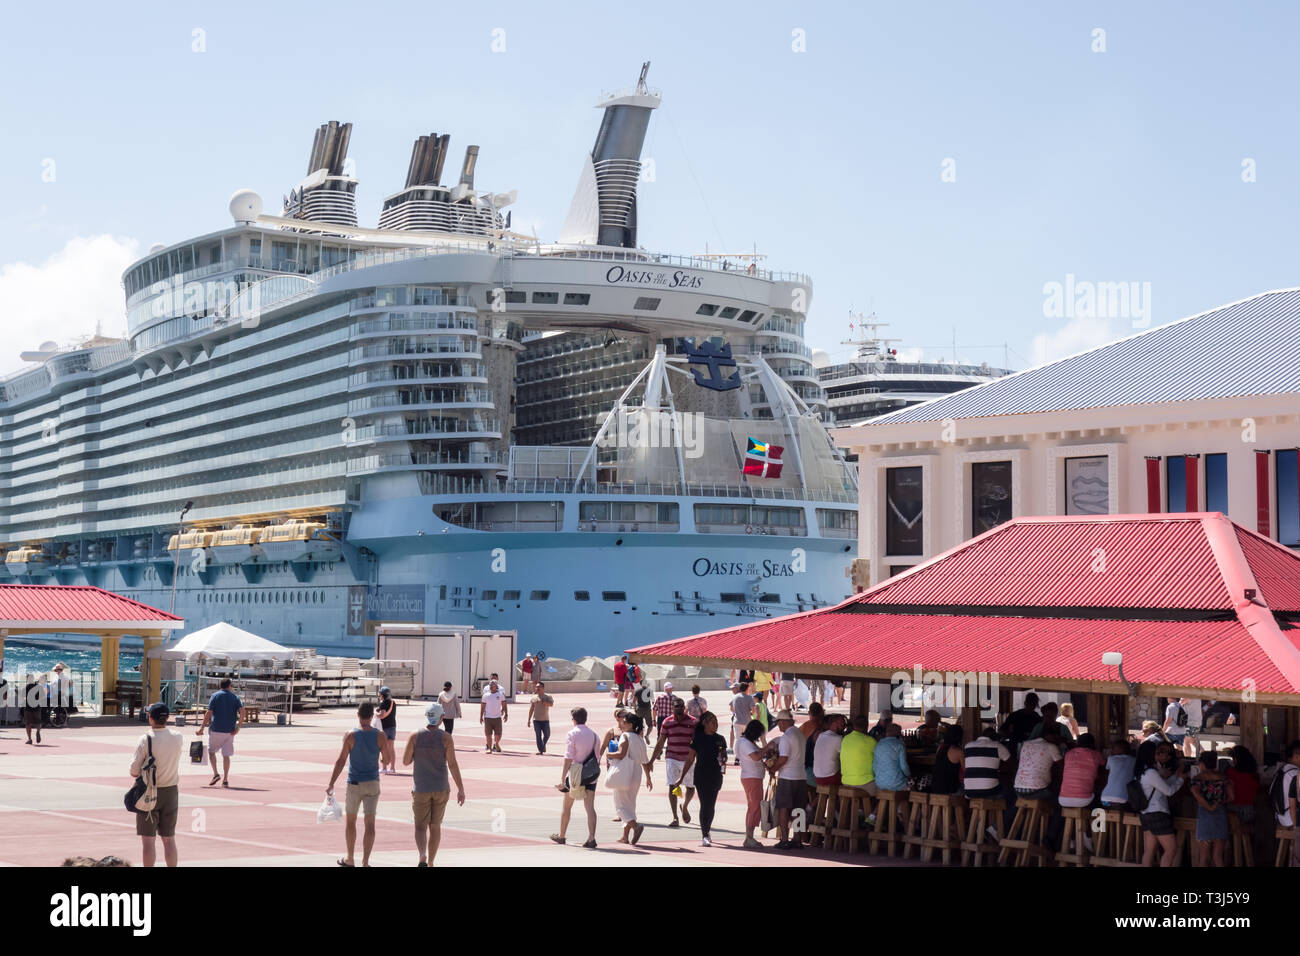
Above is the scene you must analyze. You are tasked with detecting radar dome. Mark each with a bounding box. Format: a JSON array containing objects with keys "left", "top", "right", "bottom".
[
  {"left": 39, "top": 341, "right": 58, "bottom": 352},
  {"left": 811, "top": 348, "right": 831, "bottom": 369},
  {"left": 149, "top": 243, "right": 165, "bottom": 253},
  {"left": 229, "top": 189, "right": 263, "bottom": 224}
]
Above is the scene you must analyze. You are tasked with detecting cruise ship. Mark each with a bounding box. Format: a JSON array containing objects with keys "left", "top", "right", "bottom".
[
  {"left": 816, "top": 318, "right": 1012, "bottom": 425},
  {"left": 0, "top": 66, "right": 858, "bottom": 661}
]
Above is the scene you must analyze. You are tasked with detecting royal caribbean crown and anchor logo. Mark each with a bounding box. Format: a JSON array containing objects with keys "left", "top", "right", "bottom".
[{"left": 683, "top": 338, "right": 741, "bottom": 391}]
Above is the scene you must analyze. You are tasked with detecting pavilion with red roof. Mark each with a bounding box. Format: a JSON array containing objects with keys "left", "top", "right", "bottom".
[
  {"left": 0, "top": 584, "right": 183, "bottom": 712},
  {"left": 630, "top": 512, "right": 1300, "bottom": 754}
]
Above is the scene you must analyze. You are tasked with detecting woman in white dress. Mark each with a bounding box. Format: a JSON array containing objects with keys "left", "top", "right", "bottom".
[{"left": 608, "top": 711, "right": 652, "bottom": 844}]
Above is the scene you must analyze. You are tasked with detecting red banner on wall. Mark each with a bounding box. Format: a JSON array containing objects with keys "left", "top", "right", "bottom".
[
  {"left": 1145, "top": 457, "right": 1161, "bottom": 513},
  {"left": 1185, "top": 454, "right": 1199, "bottom": 512},
  {"left": 1256, "top": 451, "right": 1271, "bottom": 535}
]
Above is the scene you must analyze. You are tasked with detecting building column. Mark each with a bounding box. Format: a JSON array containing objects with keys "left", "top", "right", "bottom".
[
  {"left": 849, "top": 679, "right": 870, "bottom": 721},
  {"left": 141, "top": 636, "right": 164, "bottom": 707},
  {"left": 100, "top": 634, "right": 120, "bottom": 714},
  {"left": 1239, "top": 702, "right": 1265, "bottom": 762},
  {"left": 957, "top": 705, "right": 981, "bottom": 741}
]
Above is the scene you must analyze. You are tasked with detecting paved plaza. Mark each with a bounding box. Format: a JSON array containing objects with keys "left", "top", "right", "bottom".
[{"left": 0, "top": 691, "right": 905, "bottom": 867}]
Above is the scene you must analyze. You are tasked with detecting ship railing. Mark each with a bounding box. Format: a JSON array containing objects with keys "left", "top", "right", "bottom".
[
  {"left": 351, "top": 314, "right": 478, "bottom": 334},
  {"left": 416, "top": 475, "right": 855, "bottom": 503},
  {"left": 353, "top": 420, "right": 501, "bottom": 440}
]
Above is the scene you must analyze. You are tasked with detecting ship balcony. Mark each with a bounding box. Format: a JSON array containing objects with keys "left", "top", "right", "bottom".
[
  {"left": 348, "top": 420, "right": 502, "bottom": 446},
  {"left": 347, "top": 340, "right": 480, "bottom": 364},
  {"left": 347, "top": 368, "right": 488, "bottom": 390},
  {"left": 347, "top": 390, "right": 495, "bottom": 416},
  {"left": 349, "top": 294, "right": 473, "bottom": 315},
  {"left": 350, "top": 315, "right": 479, "bottom": 340},
  {"left": 348, "top": 451, "right": 504, "bottom": 475}
]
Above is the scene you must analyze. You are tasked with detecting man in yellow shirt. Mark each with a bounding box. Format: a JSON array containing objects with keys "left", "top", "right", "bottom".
[
  {"left": 839, "top": 715, "right": 879, "bottom": 794},
  {"left": 752, "top": 671, "right": 774, "bottom": 707}
]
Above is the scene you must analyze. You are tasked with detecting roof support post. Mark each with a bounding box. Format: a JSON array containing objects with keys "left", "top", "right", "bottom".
[
  {"left": 957, "top": 705, "right": 980, "bottom": 742},
  {"left": 849, "top": 679, "right": 870, "bottom": 721},
  {"left": 142, "top": 636, "right": 164, "bottom": 708},
  {"left": 1239, "top": 703, "right": 1264, "bottom": 768},
  {"left": 100, "top": 634, "right": 121, "bottom": 715}
]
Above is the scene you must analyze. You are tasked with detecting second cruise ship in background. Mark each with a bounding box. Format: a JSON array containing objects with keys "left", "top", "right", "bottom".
[{"left": 0, "top": 66, "right": 857, "bottom": 662}]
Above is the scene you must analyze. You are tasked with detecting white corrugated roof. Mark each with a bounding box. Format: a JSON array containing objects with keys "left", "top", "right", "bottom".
[{"left": 863, "top": 288, "right": 1300, "bottom": 424}]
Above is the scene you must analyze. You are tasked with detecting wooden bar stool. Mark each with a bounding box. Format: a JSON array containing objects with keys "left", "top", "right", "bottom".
[
  {"left": 902, "top": 792, "right": 930, "bottom": 860},
  {"left": 1089, "top": 806, "right": 1130, "bottom": 866},
  {"left": 1055, "top": 806, "right": 1092, "bottom": 866},
  {"left": 807, "top": 784, "right": 839, "bottom": 848},
  {"left": 1274, "top": 825, "right": 1294, "bottom": 867},
  {"left": 868, "top": 789, "right": 904, "bottom": 857},
  {"left": 1173, "top": 817, "right": 1197, "bottom": 866},
  {"left": 961, "top": 796, "right": 1006, "bottom": 866},
  {"left": 921, "top": 793, "right": 968, "bottom": 864},
  {"left": 998, "top": 797, "right": 1052, "bottom": 866},
  {"left": 1229, "top": 814, "right": 1255, "bottom": 867},
  {"left": 830, "top": 787, "right": 873, "bottom": 853}
]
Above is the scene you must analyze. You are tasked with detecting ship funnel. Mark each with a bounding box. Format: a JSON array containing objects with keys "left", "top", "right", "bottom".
[
  {"left": 284, "top": 120, "right": 359, "bottom": 227},
  {"left": 403, "top": 133, "right": 452, "bottom": 188},
  {"left": 459, "top": 145, "right": 479, "bottom": 188},
  {"left": 558, "top": 62, "right": 661, "bottom": 249}
]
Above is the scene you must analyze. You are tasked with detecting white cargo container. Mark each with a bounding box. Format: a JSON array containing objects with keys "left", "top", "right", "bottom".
[{"left": 374, "top": 624, "right": 518, "bottom": 702}]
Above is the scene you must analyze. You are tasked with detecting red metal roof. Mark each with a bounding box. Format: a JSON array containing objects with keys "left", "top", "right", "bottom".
[
  {"left": 631, "top": 513, "right": 1300, "bottom": 697},
  {"left": 1234, "top": 525, "right": 1300, "bottom": 613},
  {"left": 636, "top": 613, "right": 1290, "bottom": 695},
  {"left": 0, "top": 584, "right": 181, "bottom": 626},
  {"left": 856, "top": 514, "right": 1232, "bottom": 610}
]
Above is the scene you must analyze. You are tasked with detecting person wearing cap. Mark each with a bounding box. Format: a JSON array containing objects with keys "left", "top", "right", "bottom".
[
  {"left": 197, "top": 677, "right": 244, "bottom": 787},
  {"left": 761, "top": 708, "right": 807, "bottom": 849},
  {"left": 402, "top": 701, "right": 465, "bottom": 867},
  {"left": 520, "top": 653, "right": 535, "bottom": 695},
  {"left": 652, "top": 681, "right": 681, "bottom": 737},
  {"left": 376, "top": 686, "right": 398, "bottom": 774},
  {"left": 130, "top": 703, "right": 183, "bottom": 866}
]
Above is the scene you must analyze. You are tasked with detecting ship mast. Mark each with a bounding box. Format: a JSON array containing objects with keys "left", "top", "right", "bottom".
[{"left": 841, "top": 312, "right": 900, "bottom": 361}]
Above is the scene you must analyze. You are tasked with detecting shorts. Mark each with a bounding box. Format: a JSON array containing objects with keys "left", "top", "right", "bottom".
[
  {"left": 775, "top": 777, "right": 806, "bottom": 810},
  {"left": 1166, "top": 732, "right": 1186, "bottom": 745},
  {"left": 665, "top": 758, "right": 695, "bottom": 791},
  {"left": 1185, "top": 725, "right": 1201, "bottom": 737},
  {"left": 805, "top": 767, "right": 816, "bottom": 788},
  {"left": 616, "top": 681, "right": 628, "bottom": 692},
  {"left": 779, "top": 681, "right": 794, "bottom": 695},
  {"left": 208, "top": 731, "right": 235, "bottom": 757},
  {"left": 136, "top": 786, "right": 179, "bottom": 837},
  {"left": 815, "top": 774, "right": 842, "bottom": 787},
  {"left": 345, "top": 778, "right": 382, "bottom": 816},
  {"left": 1141, "top": 811, "right": 1174, "bottom": 836},
  {"left": 483, "top": 716, "right": 503, "bottom": 736},
  {"left": 412, "top": 790, "right": 450, "bottom": 828},
  {"left": 383, "top": 726, "right": 397, "bottom": 741},
  {"left": 843, "top": 780, "right": 879, "bottom": 796},
  {"left": 23, "top": 709, "right": 41, "bottom": 727}
]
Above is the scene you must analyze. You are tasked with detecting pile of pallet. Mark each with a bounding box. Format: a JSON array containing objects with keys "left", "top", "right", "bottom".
[
  {"left": 300, "top": 656, "right": 381, "bottom": 708},
  {"left": 361, "top": 659, "right": 417, "bottom": 699}
]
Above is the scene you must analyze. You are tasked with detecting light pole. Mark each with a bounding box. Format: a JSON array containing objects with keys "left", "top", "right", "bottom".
[{"left": 169, "top": 501, "right": 194, "bottom": 615}]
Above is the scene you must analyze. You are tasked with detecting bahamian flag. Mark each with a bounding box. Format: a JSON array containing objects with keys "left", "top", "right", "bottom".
[{"left": 742, "top": 437, "right": 784, "bottom": 478}]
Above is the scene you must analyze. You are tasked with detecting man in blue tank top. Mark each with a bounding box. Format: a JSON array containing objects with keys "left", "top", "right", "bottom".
[
  {"left": 402, "top": 702, "right": 466, "bottom": 866},
  {"left": 327, "top": 702, "right": 394, "bottom": 867}
]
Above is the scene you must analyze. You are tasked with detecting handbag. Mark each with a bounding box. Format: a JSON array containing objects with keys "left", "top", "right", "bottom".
[
  {"left": 759, "top": 779, "right": 776, "bottom": 836},
  {"left": 125, "top": 737, "right": 158, "bottom": 814},
  {"left": 580, "top": 740, "right": 601, "bottom": 787}
]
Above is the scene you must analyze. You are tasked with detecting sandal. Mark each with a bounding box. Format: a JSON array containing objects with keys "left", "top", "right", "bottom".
[
  {"left": 207, "top": 774, "right": 221, "bottom": 787},
  {"left": 337, "top": 859, "right": 355, "bottom": 867}
]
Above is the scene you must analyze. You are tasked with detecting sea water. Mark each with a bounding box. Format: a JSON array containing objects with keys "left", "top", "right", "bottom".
[{"left": 0, "top": 642, "right": 141, "bottom": 681}]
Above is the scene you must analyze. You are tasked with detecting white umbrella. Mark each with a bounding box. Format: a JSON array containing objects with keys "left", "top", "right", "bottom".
[{"left": 154, "top": 623, "right": 295, "bottom": 723}]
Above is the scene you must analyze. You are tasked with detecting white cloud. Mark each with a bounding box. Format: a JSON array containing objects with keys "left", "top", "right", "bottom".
[
  {"left": 1030, "top": 314, "right": 1121, "bottom": 365},
  {"left": 0, "top": 235, "right": 139, "bottom": 359}
]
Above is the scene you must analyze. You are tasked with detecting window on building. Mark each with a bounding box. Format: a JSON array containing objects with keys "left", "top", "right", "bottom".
[
  {"left": 759, "top": 593, "right": 780, "bottom": 603},
  {"left": 602, "top": 591, "right": 627, "bottom": 601},
  {"left": 719, "top": 307, "right": 739, "bottom": 319},
  {"left": 1205, "top": 453, "right": 1228, "bottom": 515},
  {"left": 481, "top": 590, "right": 497, "bottom": 600},
  {"left": 503, "top": 589, "right": 521, "bottom": 601},
  {"left": 721, "top": 593, "right": 745, "bottom": 603},
  {"left": 574, "top": 590, "right": 590, "bottom": 601},
  {"left": 1278, "top": 449, "right": 1299, "bottom": 547},
  {"left": 884, "top": 466, "right": 923, "bottom": 555},
  {"left": 529, "top": 590, "right": 550, "bottom": 600},
  {"left": 563, "top": 293, "right": 590, "bottom": 305},
  {"left": 633, "top": 297, "right": 660, "bottom": 311},
  {"left": 1167, "top": 455, "right": 1189, "bottom": 512},
  {"left": 531, "top": 291, "right": 558, "bottom": 304},
  {"left": 971, "top": 460, "right": 1013, "bottom": 533},
  {"left": 1064, "top": 455, "right": 1109, "bottom": 515},
  {"left": 740, "top": 310, "right": 757, "bottom": 322},
  {"left": 695, "top": 304, "right": 718, "bottom": 315},
  {"left": 888, "top": 565, "right": 914, "bottom": 577}
]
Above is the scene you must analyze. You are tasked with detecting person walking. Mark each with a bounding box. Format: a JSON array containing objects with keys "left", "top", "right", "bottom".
[
  {"left": 652, "top": 682, "right": 681, "bottom": 736},
  {"left": 479, "top": 677, "right": 508, "bottom": 753},
  {"left": 520, "top": 653, "right": 535, "bottom": 695},
  {"left": 613, "top": 656, "right": 629, "bottom": 704},
  {"left": 402, "top": 702, "right": 466, "bottom": 867},
  {"left": 327, "top": 701, "right": 394, "bottom": 867},
  {"left": 551, "top": 707, "right": 600, "bottom": 848},
  {"left": 676, "top": 711, "right": 728, "bottom": 846},
  {"left": 196, "top": 677, "right": 244, "bottom": 787},
  {"left": 375, "top": 686, "right": 398, "bottom": 775},
  {"left": 729, "top": 681, "right": 753, "bottom": 761},
  {"left": 736, "top": 719, "right": 768, "bottom": 848},
  {"left": 647, "top": 696, "right": 698, "bottom": 827},
  {"left": 633, "top": 679, "right": 654, "bottom": 741},
  {"left": 22, "top": 674, "right": 43, "bottom": 745},
  {"left": 527, "top": 681, "right": 555, "bottom": 755},
  {"left": 130, "top": 702, "right": 183, "bottom": 867},
  {"left": 437, "top": 681, "right": 461, "bottom": 734},
  {"left": 685, "top": 685, "right": 708, "bottom": 721},
  {"left": 607, "top": 712, "right": 651, "bottom": 844}
]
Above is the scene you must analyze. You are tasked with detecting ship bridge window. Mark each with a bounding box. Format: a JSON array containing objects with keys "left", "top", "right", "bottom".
[
  {"left": 503, "top": 589, "right": 521, "bottom": 601},
  {"left": 574, "top": 590, "right": 590, "bottom": 601},
  {"left": 633, "top": 297, "right": 660, "bottom": 311},
  {"left": 481, "top": 589, "right": 497, "bottom": 601},
  {"left": 816, "top": 508, "right": 858, "bottom": 537},
  {"left": 695, "top": 304, "right": 718, "bottom": 316},
  {"left": 740, "top": 310, "right": 758, "bottom": 323},
  {"left": 602, "top": 591, "right": 627, "bottom": 602},
  {"left": 759, "top": 593, "right": 781, "bottom": 603},
  {"left": 563, "top": 293, "right": 590, "bottom": 305},
  {"left": 721, "top": 593, "right": 745, "bottom": 603},
  {"left": 529, "top": 590, "right": 550, "bottom": 601},
  {"left": 719, "top": 307, "right": 739, "bottom": 319},
  {"left": 531, "top": 291, "right": 559, "bottom": 304},
  {"left": 486, "top": 289, "right": 526, "bottom": 305}
]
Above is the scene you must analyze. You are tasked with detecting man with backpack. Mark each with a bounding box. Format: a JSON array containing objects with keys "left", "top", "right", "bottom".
[
  {"left": 1273, "top": 740, "right": 1300, "bottom": 865},
  {"left": 1162, "top": 697, "right": 1197, "bottom": 755},
  {"left": 129, "top": 702, "right": 183, "bottom": 867}
]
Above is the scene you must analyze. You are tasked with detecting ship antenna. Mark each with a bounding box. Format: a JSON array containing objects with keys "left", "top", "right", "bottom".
[{"left": 636, "top": 61, "right": 650, "bottom": 94}]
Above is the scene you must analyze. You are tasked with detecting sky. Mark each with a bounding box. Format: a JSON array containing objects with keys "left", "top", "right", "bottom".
[{"left": 2, "top": 0, "right": 1298, "bottom": 373}]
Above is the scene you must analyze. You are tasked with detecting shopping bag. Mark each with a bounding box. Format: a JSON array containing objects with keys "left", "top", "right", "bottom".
[
  {"left": 759, "top": 781, "right": 776, "bottom": 836},
  {"left": 317, "top": 792, "right": 344, "bottom": 823}
]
